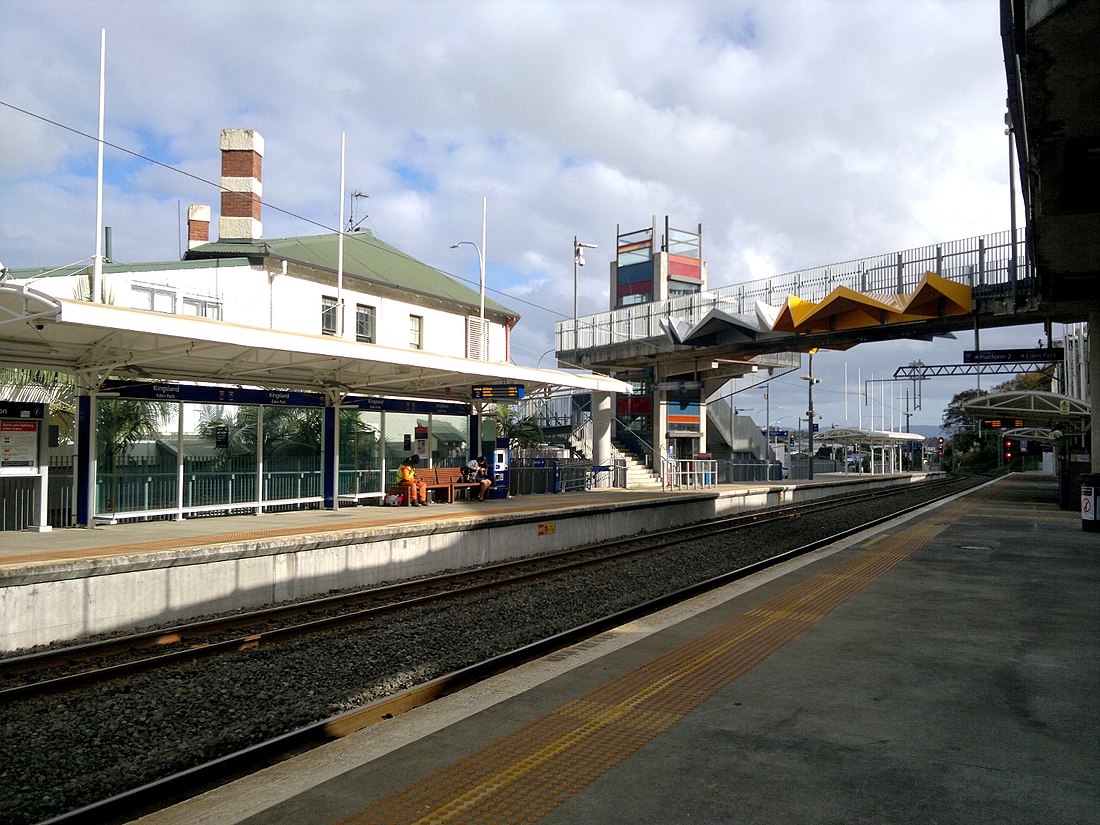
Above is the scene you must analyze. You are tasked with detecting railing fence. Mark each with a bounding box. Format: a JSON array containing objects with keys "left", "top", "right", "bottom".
[{"left": 558, "top": 229, "right": 1029, "bottom": 351}]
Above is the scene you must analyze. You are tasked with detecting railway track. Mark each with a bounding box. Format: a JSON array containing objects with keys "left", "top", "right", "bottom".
[
  {"left": 5, "top": 474, "right": 984, "bottom": 825},
  {"left": 0, "top": 475, "right": 963, "bottom": 701}
]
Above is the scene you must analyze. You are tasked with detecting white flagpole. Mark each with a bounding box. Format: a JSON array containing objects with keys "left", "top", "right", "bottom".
[
  {"left": 93, "top": 28, "right": 106, "bottom": 303},
  {"left": 480, "top": 194, "right": 487, "bottom": 359},
  {"left": 858, "top": 367, "right": 863, "bottom": 430},
  {"left": 337, "top": 132, "right": 345, "bottom": 336}
]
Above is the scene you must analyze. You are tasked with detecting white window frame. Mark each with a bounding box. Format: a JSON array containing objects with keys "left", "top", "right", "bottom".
[
  {"left": 322, "top": 296, "right": 338, "bottom": 336},
  {"left": 356, "top": 304, "right": 376, "bottom": 343},
  {"left": 131, "top": 285, "right": 177, "bottom": 314}
]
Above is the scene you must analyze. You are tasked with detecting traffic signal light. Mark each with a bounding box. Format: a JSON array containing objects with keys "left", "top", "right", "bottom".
[{"left": 1004, "top": 439, "right": 1013, "bottom": 459}]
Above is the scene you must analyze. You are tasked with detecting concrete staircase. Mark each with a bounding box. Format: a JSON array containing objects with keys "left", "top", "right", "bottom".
[{"left": 612, "top": 439, "right": 664, "bottom": 489}]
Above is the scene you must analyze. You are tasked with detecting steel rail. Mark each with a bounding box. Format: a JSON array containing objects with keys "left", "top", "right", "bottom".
[
  {"left": 2, "top": 477, "right": 960, "bottom": 701},
  {"left": 37, "top": 476, "right": 975, "bottom": 825}
]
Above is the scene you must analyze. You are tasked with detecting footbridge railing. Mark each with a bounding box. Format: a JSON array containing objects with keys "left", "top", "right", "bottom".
[{"left": 558, "top": 228, "right": 1027, "bottom": 352}]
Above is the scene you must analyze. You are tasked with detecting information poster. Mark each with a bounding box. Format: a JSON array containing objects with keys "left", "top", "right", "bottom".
[{"left": 1, "top": 420, "right": 39, "bottom": 470}]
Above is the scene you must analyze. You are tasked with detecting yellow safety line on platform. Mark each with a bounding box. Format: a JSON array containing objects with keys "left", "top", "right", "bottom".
[
  {"left": 335, "top": 492, "right": 984, "bottom": 825},
  {"left": 972, "top": 512, "right": 1076, "bottom": 521},
  {"left": 1, "top": 493, "right": 680, "bottom": 568}
]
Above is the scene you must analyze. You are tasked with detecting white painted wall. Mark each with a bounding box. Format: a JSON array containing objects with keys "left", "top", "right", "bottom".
[{"left": 27, "top": 263, "right": 510, "bottom": 360}]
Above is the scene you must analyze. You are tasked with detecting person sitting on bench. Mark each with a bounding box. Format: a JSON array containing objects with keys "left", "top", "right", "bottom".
[
  {"left": 398, "top": 455, "right": 428, "bottom": 506},
  {"left": 474, "top": 455, "right": 493, "bottom": 501}
]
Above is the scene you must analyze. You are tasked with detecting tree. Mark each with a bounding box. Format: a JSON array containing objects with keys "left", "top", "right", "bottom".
[
  {"left": 197, "top": 405, "right": 323, "bottom": 459},
  {"left": 494, "top": 405, "right": 545, "bottom": 451},
  {"left": 942, "top": 388, "right": 988, "bottom": 436},
  {"left": 96, "top": 398, "right": 171, "bottom": 470}
]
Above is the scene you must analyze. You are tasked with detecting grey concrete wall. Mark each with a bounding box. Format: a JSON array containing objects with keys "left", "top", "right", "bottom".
[{"left": 0, "top": 474, "right": 936, "bottom": 652}]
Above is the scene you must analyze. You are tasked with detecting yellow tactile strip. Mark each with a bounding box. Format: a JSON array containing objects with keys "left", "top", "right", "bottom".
[
  {"left": 1, "top": 493, "right": 673, "bottom": 568},
  {"left": 335, "top": 494, "right": 981, "bottom": 825}
]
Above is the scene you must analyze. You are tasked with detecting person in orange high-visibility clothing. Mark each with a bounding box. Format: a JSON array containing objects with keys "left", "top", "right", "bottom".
[{"left": 398, "top": 455, "right": 428, "bottom": 506}]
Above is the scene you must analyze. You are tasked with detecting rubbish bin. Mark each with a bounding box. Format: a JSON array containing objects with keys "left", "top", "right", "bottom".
[{"left": 1082, "top": 473, "right": 1099, "bottom": 533}]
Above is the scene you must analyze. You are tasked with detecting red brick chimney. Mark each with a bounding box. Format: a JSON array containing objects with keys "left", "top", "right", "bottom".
[
  {"left": 218, "top": 129, "right": 264, "bottom": 240},
  {"left": 187, "top": 204, "right": 210, "bottom": 249}
]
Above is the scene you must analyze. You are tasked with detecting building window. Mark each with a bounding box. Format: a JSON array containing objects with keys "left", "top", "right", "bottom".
[
  {"left": 321, "top": 296, "right": 338, "bottom": 336},
  {"left": 668, "top": 284, "right": 700, "bottom": 298},
  {"left": 131, "top": 285, "right": 176, "bottom": 314},
  {"left": 409, "top": 314, "right": 423, "bottom": 350},
  {"left": 356, "top": 304, "right": 375, "bottom": 343},
  {"left": 182, "top": 297, "right": 223, "bottom": 320}
]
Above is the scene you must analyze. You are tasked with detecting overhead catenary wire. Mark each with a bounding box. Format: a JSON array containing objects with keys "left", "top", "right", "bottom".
[{"left": 0, "top": 97, "right": 614, "bottom": 332}]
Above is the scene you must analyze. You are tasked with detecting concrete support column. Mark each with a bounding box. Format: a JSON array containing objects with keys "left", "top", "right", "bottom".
[
  {"left": 1090, "top": 312, "right": 1099, "bottom": 474},
  {"left": 591, "top": 391, "right": 612, "bottom": 488},
  {"left": 654, "top": 369, "right": 670, "bottom": 476}
]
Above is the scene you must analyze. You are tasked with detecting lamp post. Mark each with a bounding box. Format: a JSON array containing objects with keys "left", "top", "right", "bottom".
[
  {"left": 450, "top": 240, "right": 486, "bottom": 359},
  {"left": 573, "top": 237, "right": 598, "bottom": 362},
  {"left": 802, "top": 348, "right": 820, "bottom": 480}
]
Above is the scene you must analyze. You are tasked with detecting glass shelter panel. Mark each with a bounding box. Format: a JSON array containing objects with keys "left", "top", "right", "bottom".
[
  {"left": 431, "top": 413, "right": 470, "bottom": 466},
  {"left": 188, "top": 404, "right": 259, "bottom": 509},
  {"left": 95, "top": 398, "right": 178, "bottom": 517},
  {"left": 261, "top": 406, "right": 323, "bottom": 506},
  {"left": 384, "top": 412, "right": 421, "bottom": 478},
  {"left": 340, "top": 409, "right": 382, "bottom": 498}
]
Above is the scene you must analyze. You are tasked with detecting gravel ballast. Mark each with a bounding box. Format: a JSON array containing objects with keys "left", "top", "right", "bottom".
[{"left": 0, "top": 478, "right": 982, "bottom": 824}]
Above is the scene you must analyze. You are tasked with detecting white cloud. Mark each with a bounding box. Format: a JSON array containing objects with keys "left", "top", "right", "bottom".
[{"left": 0, "top": 0, "right": 1030, "bottom": 429}]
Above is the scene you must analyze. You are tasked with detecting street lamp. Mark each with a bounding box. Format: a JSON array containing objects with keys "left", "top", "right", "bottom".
[
  {"left": 802, "top": 348, "right": 820, "bottom": 480},
  {"left": 450, "top": 240, "right": 486, "bottom": 359},
  {"left": 573, "top": 237, "right": 598, "bottom": 362}
]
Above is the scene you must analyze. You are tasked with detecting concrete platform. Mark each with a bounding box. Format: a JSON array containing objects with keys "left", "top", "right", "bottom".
[
  {"left": 0, "top": 473, "right": 934, "bottom": 652},
  {"left": 131, "top": 473, "right": 1099, "bottom": 825}
]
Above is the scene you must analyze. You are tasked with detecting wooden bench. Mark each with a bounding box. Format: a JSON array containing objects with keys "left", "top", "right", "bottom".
[
  {"left": 386, "top": 467, "right": 479, "bottom": 505},
  {"left": 433, "top": 467, "right": 482, "bottom": 501}
]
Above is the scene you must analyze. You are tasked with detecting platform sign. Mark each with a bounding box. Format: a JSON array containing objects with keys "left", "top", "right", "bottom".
[
  {"left": 963, "top": 347, "right": 1063, "bottom": 364},
  {"left": 983, "top": 419, "right": 1025, "bottom": 429},
  {"left": 471, "top": 384, "right": 525, "bottom": 399},
  {"left": 1, "top": 420, "right": 39, "bottom": 469}
]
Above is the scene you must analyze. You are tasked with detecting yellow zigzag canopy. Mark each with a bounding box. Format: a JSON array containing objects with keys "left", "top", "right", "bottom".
[{"left": 770, "top": 272, "right": 972, "bottom": 335}]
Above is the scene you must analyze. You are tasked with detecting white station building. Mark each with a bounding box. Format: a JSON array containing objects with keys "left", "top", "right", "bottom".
[{"left": 0, "top": 129, "right": 629, "bottom": 530}]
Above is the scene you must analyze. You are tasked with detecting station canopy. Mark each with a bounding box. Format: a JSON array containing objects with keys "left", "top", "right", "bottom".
[
  {"left": 963, "top": 391, "right": 1090, "bottom": 434},
  {"left": 815, "top": 427, "right": 926, "bottom": 447},
  {"left": 0, "top": 283, "right": 631, "bottom": 401}
]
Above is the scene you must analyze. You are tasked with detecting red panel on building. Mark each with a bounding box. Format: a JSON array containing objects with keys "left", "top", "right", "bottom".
[
  {"left": 617, "top": 396, "right": 652, "bottom": 415},
  {"left": 668, "top": 254, "right": 702, "bottom": 281}
]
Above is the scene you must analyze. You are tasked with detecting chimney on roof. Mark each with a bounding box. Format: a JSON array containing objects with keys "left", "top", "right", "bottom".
[
  {"left": 218, "top": 128, "right": 264, "bottom": 240},
  {"left": 187, "top": 204, "right": 210, "bottom": 249}
]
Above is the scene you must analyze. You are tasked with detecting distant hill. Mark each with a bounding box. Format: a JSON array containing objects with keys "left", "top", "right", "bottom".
[{"left": 908, "top": 425, "right": 942, "bottom": 439}]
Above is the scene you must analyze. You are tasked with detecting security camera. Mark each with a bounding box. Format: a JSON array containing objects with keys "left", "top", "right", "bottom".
[{"left": 35, "top": 324, "right": 44, "bottom": 331}]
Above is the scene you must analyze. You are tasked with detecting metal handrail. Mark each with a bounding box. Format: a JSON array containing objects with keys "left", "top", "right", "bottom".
[
  {"left": 557, "top": 228, "right": 1028, "bottom": 351},
  {"left": 661, "top": 457, "right": 719, "bottom": 491}
]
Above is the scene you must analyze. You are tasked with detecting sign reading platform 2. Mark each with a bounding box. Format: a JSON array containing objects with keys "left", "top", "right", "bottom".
[{"left": 472, "top": 384, "right": 525, "bottom": 399}]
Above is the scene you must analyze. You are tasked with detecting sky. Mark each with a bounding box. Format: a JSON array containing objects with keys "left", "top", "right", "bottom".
[{"left": 0, "top": 0, "right": 1050, "bottom": 436}]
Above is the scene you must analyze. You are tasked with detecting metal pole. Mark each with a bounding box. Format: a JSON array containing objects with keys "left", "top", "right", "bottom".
[
  {"left": 337, "top": 132, "right": 345, "bottom": 336},
  {"left": 573, "top": 235, "right": 578, "bottom": 360},
  {"left": 807, "top": 351, "right": 815, "bottom": 481},
  {"left": 93, "top": 29, "right": 106, "bottom": 304},
  {"left": 765, "top": 386, "right": 770, "bottom": 478},
  {"left": 1007, "top": 109, "right": 1018, "bottom": 305},
  {"left": 480, "top": 196, "right": 486, "bottom": 358}
]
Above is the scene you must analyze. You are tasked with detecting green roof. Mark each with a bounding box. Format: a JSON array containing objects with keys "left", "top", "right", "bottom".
[
  {"left": 187, "top": 231, "right": 518, "bottom": 321},
  {"left": 8, "top": 257, "right": 254, "bottom": 280}
]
